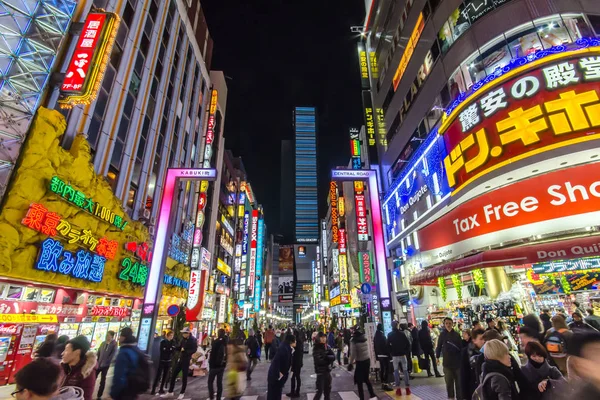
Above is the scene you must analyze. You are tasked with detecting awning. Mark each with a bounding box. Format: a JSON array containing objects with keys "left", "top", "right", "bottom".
[{"left": 410, "top": 234, "right": 600, "bottom": 285}]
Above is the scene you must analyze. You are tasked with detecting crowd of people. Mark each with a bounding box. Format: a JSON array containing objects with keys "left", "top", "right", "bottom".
[{"left": 12, "top": 307, "right": 600, "bottom": 400}]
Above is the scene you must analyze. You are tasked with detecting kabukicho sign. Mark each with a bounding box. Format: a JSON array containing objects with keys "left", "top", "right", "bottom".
[{"left": 417, "top": 161, "right": 600, "bottom": 266}]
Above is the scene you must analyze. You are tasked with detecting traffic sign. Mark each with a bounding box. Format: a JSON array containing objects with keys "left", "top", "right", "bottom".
[
  {"left": 360, "top": 283, "right": 371, "bottom": 294},
  {"left": 167, "top": 304, "right": 180, "bottom": 316}
]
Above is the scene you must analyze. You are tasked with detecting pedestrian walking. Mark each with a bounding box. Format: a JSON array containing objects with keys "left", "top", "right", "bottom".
[
  {"left": 12, "top": 357, "right": 62, "bottom": 400},
  {"left": 569, "top": 311, "right": 598, "bottom": 333},
  {"left": 267, "top": 334, "right": 296, "bottom": 400},
  {"left": 164, "top": 327, "right": 198, "bottom": 399},
  {"left": 111, "top": 328, "right": 149, "bottom": 400},
  {"left": 418, "top": 321, "right": 442, "bottom": 377},
  {"left": 287, "top": 329, "right": 304, "bottom": 398},
  {"left": 313, "top": 332, "right": 335, "bottom": 400},
  {"left": 374, "top": 323, "right": 391, "bottom": 390},
  {"left": 264, "top": 325, "right": 275, "bottom": 360},
  {"left": 521, "top": 341, "right": 565, "bottom": 400},
  {"left": 60, "top": 335, "right": 97, "bottom": 400},
  {"left": 335, "top": 332, "right": 344, "bottom": 365},
  {"left": 208, "top": 329, "right": 228, "bottom": 400},
  {"left": 225, "top": 339, "right": 248, "bottom": 400},
  {"left": 245, "top": 329, "right": 260, "bottom": 380},
  {"left": 152, "top": 331, "right": 176, "bottom": 395},
  {"left": 585, "top": 308, "right": 600, "bottom": 331},
  {"left": 565, "top": 331, "right": 600, "bottom": 398},
  {"left": 388, "top": 321, "right": 411, "bottom": 396},
  {"left": 543, "top": 315, "right": 573, "bottom": 376},
  {"left": 270, "top": 330, "right": 282, "bottom": 361},
  {"left": 435, "top": 318, "right": 462, "bottom": 400},
  {"left": 349, "top": 328, "right": 376, "bottom": 400},
  {"left": 408, "top": 323, "right": 421, "bottom": 365},
  {"left": 479, "top": 339, "right": 519, "bottom": 400},
  {"left": 96, "top": 330, "right": 117, "bottom": 399},
  {"left": 460, "top": 328, "right": 485, "bottom": 400},
  {"left": 344, "top": 328, "right": 351, "bottom": 359}
]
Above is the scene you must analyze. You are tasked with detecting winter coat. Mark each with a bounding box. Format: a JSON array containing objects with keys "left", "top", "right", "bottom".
[
  {"left": 460, "top": 342, "right": 482, "bottom": 400},
  {"left": 159, "top": 338, "right": 177, "bottom": 362},
  {"left": 97, "top": 339, "right": 117, "bottom": 368},
  {"left": 291, "top": 336, "right": 304, "bottom": 371},
  {"left": 61, "top": 351, "right": 98, "bottom": 400},
  {"left": 435, "top": 328, "right": 462, "bottom": 369},
  {"left": 349, "top": 332, "right": 370, "bottom": 363},
  {"left": 264, "top": 329, "right": 275, "bottom": 344},
  {"left": 327, "top": 332, "right": 336, "bottom": 348},
  {"left": 35, "top": 340, "right": 56, "bottom": 358},
  {"left": 387, "top": 328, "right": 410, "bottom": 357},
  {"left": 418, "top": 327, "right": 435, "bottom": 352},
  {"left": 335, "top": 336, "right": 344, "bottom": 351},
  {"left": 209, "top": 337, "right": 227, "bottom": 368},
  {"left": 110, "top": 344, "right": 140, "bottom": 400},
  {"left": 178, "top": 335, "right": 198, "bottom": 361},
  {"left": 268, "top": 341, "right": 294, "bottom": 385},
  {"left": 521, "top": 360, "right": 565, "bottom": 400},
  {"left": 481, "top": 359, "right": 519, "bottom": 400},
  {"left": 568, "top": 320, "right": 598, "bottom": 333},
  {"left": 374, "top": 329, "right": 389, "bottom": 357},
  {"left": 540, "top": 314, "right": 552, "bottom": 333},
  {"left": 269, "top": 336, "right": 281, "bottom": 360},
  {"left": 313, "top": 342, "right": 335, "bottom": 374},
  {"left": 585, "top": 314, "right": 600, "bottom": 331},
  {"left": 246, "top": 336, "right": 260, "bottom": 359},
  {"left": 410, "top": 327, "right": 421, "bottom": 356}
]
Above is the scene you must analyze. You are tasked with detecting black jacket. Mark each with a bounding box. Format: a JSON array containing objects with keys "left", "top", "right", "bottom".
[
  {"left": 246, "top": 336, "right": 260, "bottom": 359},
  {"left": 291, "top": 335, "right": 304, "bottom": 371},
  {"left": 521, "top": 360, "right": 565, "bottom": 400},
  {"left": 460, "top": 342, "right": 481, "bottom": 400},
  {"left": 209, "top": 337, "right": 227, "bottom": 368},
  {"left": 313, "top": 342, "right": 335, "bottom": 374},
  {"left": 374, "top": 329, "right": 389, "bottom": 357},
  {"left": 418, "top": 328, "right": 435, "bottom": 352},
  {"left": 387, "top": 328, "right": 410, "bottom": 356},
  {"left": 159, "top": 338, "right": 176, "bottom": 362},
  {"left": 540, "top": 314, "right": 552, "bottom": 333},
  {"left": 410, "top": 328, "right": 421, "bottom": 356},
  {"left": 481, "top": 359, "right": 519, "bottom": 400},
  {"left": 476, "top": 353, "right": 531, "bottom": 399},
  {"left": 268, "top": 341, "right": 294, "bottom": 385},
  {"left": 435, "top": 329, "right": 462, "bottom": 369},
  {"left": 178, "top": 335, "right": 198, "bottom": 361}
]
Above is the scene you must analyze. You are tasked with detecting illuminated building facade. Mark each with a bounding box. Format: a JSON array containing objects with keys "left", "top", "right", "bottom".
[
  {"left": 361, "top": 0, "right": 600, "bottom": 319},
  {"left": 293, "top": 107, "right": 319, "bottom": 243}
]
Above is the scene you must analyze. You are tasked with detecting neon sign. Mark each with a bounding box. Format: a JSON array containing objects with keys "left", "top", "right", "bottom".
[
  {"left": 163, "top": 274, "right": 190, "bottom": 289},
  {"left": 254, "top": 219, "right": 264, "bottom": 311},
  {"left": 355, "top": 194, "right": 369, "bottom": 241},
  {"left": 242, "top": 212, "right": 250, "bottom": 255},
  {"left": 339, "top": 228, "right": 347, "bottom": 254},
  {"left": 35, "top": 237, "right": 105, "bottom": 282},
  {"left": 392, "top": 13, "right": 424, "bottom": 91},
  {"left": 359, "top": 251, "right": 375, "bottom": 284},
  {"left": 49, "top": 176, "right": 127, "bottom": 230},
  {"left": 330, "top": 182, "right": 339, "bottom": 243},
  {"left": 442, "top": 52, "right": 600, "bottom": 194},
  {"left": 339, "top": 254, "right": 349, "bottom": 304},
  {"left": 248, "top": 210, "right": 258, "bottom": 292},
  {"left": 119, "top": 257, "right": 149, "bottom": 286},
  {"left": 217, "top": 258, "right": 231, "bottom": 277},
  {"left": 90, "top": 305, "right": 129, "bottom": 317},
  {"left": 22, "top": 203, "right": 117, "bottom": 259},
  {"left": 59, "top": 12, "right": 120, "bottom": 108}
]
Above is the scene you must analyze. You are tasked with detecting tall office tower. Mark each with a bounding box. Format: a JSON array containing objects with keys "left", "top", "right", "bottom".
[{"left": 293, "top": 107, "right": 319, "bottom": 243}]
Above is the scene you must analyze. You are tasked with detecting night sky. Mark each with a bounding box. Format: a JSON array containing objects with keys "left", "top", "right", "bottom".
[{"left": 202, "top": 0, "right": 366, "bottom": 234}]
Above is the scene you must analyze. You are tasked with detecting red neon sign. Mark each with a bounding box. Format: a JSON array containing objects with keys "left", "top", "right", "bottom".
[
  {"left": 90, "top": 305, "right": 129, "bottom": 317},
  {"left": 355, "top": 194, "right": 369, "bottom": 241},
  {"left": 339, "top": 229, "right": 347, "bottom": 254}
]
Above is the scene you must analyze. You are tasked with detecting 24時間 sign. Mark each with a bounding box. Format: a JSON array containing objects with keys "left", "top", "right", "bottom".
[
  {"left": 59, "top": 12, "right": 120, "bottom": 108},
  {"left": 441, "top": 51, "right": 600, "bottom": 194}
]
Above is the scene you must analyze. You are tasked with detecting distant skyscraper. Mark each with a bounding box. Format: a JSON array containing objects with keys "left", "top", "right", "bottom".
[{"left": 293, "top": 107, "right": 318, "bottom": 242}]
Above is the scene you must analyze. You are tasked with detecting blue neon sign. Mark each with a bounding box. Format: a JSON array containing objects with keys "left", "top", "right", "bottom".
[{"left": 254, "top": 219, "right": 264, "bottom": 311}]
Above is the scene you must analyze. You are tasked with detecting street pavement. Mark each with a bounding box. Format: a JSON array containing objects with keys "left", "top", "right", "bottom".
[{"left": 0, "top": 353, "right": 447, "bottom": 399}]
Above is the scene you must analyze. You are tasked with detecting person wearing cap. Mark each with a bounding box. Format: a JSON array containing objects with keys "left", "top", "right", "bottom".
[
  {"left": 111, "top": 327, "right": 142, "bottom": 400},
  {"left": 60, "top": 335, "right": 97, "bottom": 400},
  {"left": 164, "top": 327, "right": 198, "bottom": 399},
  {"left": 11, "top": 357, "right": 62, "bottom": 400}
]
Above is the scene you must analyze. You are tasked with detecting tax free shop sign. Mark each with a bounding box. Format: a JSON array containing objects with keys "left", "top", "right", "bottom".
[{"left": 416, "top": 161, "right": 600, "bottom": 267}]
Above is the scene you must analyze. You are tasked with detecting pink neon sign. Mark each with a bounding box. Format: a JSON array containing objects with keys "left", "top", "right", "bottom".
[
  {"left": 331, "top": 169, "right": 390, "bottom": 300},
  {"left": 145, "top": 168, "right": 217, "bottom": 305}
]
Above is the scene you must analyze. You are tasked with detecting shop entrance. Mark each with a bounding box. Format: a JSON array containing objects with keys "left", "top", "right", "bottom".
[{"left": 139, "top": 168, "right": 217, "bottom": 355}]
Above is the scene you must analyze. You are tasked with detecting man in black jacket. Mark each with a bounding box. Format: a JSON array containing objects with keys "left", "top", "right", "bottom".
[
  {"left": 246, "top": 329, "right": 260, "bottom": 380},
  {"left": 267, "top": 334, "right": 296, "bottom": 400},
  {"left": 166, "top": 327, "right": 198, "bottom": 399},
  {"left": 436, "top": 318, "right": 463, "bottom": 400},
  {"left": 313, "top": 332, "right": 335, "bottom": 400},
  {"left": 152, "top": 331, "right": 176, "bottom": 395},
  {"left": 459, "top": 328, "right": 485, "bottom": 400},
  {"left": 374, "top": 323, "right": 391, "bottom": 389},
  {"left": 418, "top": 321, "right": 442, "bottom": 377},
  {"left": 388, "top": 321, "right": 411, "bottom": 396},
  {"left": 287, "top": 329, "right": 304, "bottom": 398},
  {"left": 208, "top": 329, "right": 227, "bottom": 400}
]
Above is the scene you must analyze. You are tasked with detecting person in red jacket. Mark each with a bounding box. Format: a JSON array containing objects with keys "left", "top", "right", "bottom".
[{"left": 60, "top": 335, "right": 97, "bottom": 400}]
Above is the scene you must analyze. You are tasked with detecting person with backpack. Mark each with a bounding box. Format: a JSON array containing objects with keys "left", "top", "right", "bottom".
[
  {"left": 152, "top": 331, "right": 176, "bottom": 395},
  {"left": 111, "top": 328, "right": 148, "bottom": 400},
  {"left": 208, "top": 329, "right": 228, "bottom": 400},
  {"left": 477, "top": 339, "right": 519, "bottom": 400},
  {"left": 460, "top": 328, "right": 485, "bottom": 400},
  {"left": 245, "top": 329, "right": 260, "bottom": 380},
  {"left": 313, "top": 332, "right": 335, "bottom": 400},
  {"left": 543, "top": 315, "right": 573, "bottom": 376},
  {"left": 96, "top": 330, "right": 117, "bottom": 399},
  {"left": 388, "top": 320, "right": 411, "bottom": 396},
  {"left": 520, "top": 341, "right": 565, "bottom": 400},
  {"left": 164, "top": 327, "right": 198, "bottom": 399},
  {"left": 60, "top": 335, "right": 97, "bottom": 400},
  {"left": 264, "top": 325, "right": 275, "bottom": 360},
  {"left": 436, "top": 318, "right": 463, "bottom": 400},
  {"left": 418, "top": 320, "right": 442, "bottom": 378},
  {"left": 374, "top": 323, "right": 391, "bottom": 390}
]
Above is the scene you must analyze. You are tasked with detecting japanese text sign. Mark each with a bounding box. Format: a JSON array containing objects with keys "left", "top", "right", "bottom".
[
  {"left": 330, "top": 182, "right": 339, "bottom": 243},
  {"left": 392, "top": 13, "right": 424, "bottom": 91},
  {"left": 355, "top": 194, "right": 369, "bottom": 241},
  {"left": 35, "top": 237, "right": 106, "bottom": 283},
  {"left": 359, "top": 251, "right": 376, "bottom": 284},
  {"left": 442, "top": 52, "right": 600, "bottom": 194},
  {"left": 59, "top": 12, "right": 120, "bottom": 108}
]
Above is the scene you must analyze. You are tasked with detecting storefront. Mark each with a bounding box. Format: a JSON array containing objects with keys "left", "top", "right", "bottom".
[
  {"left": 383, "top": 41, "right": 600, "bottom": 333},
  {"left": 0, "top": 108, "right": 150, "bottom": 384}
]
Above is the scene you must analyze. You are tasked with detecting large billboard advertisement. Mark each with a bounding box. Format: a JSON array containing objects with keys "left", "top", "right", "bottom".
[
  {"left": 248, "top": 210, "right": 258, "bottom": 293},
  {"left": 278, "top": 245, "right": 294, "bottom": 272},
  {"left": 278, "top": 276, "right": 293, "bottom": 302}
]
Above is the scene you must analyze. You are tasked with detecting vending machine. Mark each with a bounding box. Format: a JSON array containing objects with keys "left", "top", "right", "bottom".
[
  {"left": 0, "top": 324, "right": 22, "bottom": 385},
  {"left": 9, "top": 324, "right": 58, "bottom": 384}
]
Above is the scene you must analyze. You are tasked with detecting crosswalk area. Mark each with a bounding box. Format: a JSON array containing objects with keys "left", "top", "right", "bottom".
[{"left": 235, "top": 389, "right": 426, "bottom": 400}]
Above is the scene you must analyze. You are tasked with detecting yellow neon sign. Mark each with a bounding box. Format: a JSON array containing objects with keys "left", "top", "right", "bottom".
[{"left": 392, "top": 13, "right": 424, "bottom": 91}]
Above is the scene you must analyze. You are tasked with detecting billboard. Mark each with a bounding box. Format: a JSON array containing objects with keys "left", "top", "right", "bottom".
[
  {"left": 254, "top": 219, "right": 264, "bottom": 311},
  {"left": 248, "top": 210, "right": 258, "bottom": 292},
  {"left": 278, "top": 276, "right": 293, "bottom": 302},
  {"left": 278, "top": 245, "right": 294, "bottom": 272}
]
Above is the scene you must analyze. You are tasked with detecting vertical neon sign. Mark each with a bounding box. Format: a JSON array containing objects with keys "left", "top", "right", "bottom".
[{"left": 254, "top": 219, "right": 264, "bottom": 311}]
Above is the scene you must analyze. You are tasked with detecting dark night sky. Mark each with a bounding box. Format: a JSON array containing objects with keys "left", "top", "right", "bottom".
[{"left": 202, "top": 0, "right": 366, "bottom": 234}]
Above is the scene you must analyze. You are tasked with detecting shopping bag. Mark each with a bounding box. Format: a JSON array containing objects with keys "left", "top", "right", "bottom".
[
  {"left": 418, "top": 356, "right": 430, "bottom": 371},
  {"left": 412, "top": 357, "right": 421, "bottom": 374}
]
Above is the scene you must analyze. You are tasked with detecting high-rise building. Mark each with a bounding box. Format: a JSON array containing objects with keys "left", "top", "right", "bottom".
[{"left": 293, "top": 107, "right": 318, "bottom": 243}]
